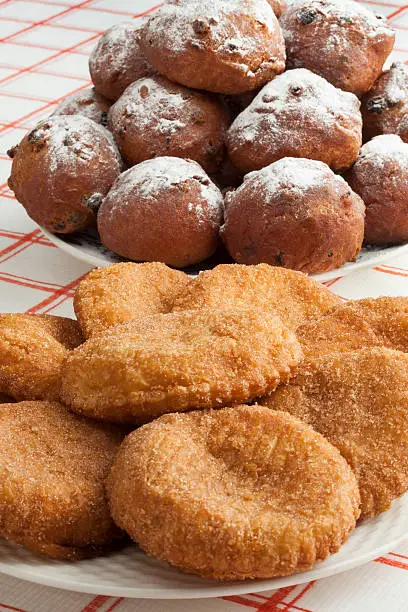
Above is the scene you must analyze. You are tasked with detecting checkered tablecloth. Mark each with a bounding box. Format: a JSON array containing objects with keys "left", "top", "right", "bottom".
[{"left": 1, "top": 0, "right": 408, "bottom": 610}]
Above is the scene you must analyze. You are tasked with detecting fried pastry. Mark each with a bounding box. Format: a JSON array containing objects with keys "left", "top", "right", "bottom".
[
  {"left": 298, "top": 296, "right": 408, "bottom": 360},
  {"left": 8, "top": 115, "right": 122, "bottom": 234},
  {"left": 0, "top": 314, "right": 82, "bottom": 402},
  {"left": 172, "top": 263, "right": 341, "bottom": 330},
  {"left": 61, "top": 308, "right": 303, "bottom": 424},
  {"left": 346, "top": 135, "right": 408, "bottom": 245},
  {"left": 227, "top": 69, "right": 362, "bottom": 174},
  {"left": 221, "top": 158, "right": 365, "bottom": 273},
  {"left": 74, "top": 262, "right": 189, "bottom": 338},
  {"left": 280, "top": 0, "right": 395, "bottom": 97},
  {"left": 107, "top": 405, "right": 360, "bottom": 580},
  {"left": 89, "top": 21, "right": 155, "bottom": 101},
  {"left": 362, "top": 62, "right": 408, "bottom": 143},
  {"left": 141, "top": 0, "right": 286, "bottom": 94},
  {"left": 0, "top": 401, "right": 123, "bottom": 559},
  {"left": 263, "top": 348, "right": 408, "bottom": 520}
]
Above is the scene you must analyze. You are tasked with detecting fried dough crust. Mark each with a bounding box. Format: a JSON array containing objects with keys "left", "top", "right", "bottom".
[
  {"left": 74, "top": 262, "right": 189, "bottom": 338},
  {"left": 0, "top": 401, "right": 123, "bottom": 559},
  {"left": 0, "top": 314, "right": 82, "bottom": 402},
  {"left": 107, "top": 405, "right": 359, "bottom": 580},
  {"left": 263, "top": 348, "right": 408, "bottom": 520},
  {"left": 61, "top": 308, "right": 303, "bottom": 424}
]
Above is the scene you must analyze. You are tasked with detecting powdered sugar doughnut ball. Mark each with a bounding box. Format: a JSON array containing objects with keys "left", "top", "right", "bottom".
[
  {"left": 108, "top": 75, "right": 230, "bottom": 174},
  {"left": 8, "top": 116, "right": 123, "bottom": 234},
  {"left": 98, "top": 157, "right": 224, "bottom": 268},
  {"left": 141, "top": 0, "right": 286, "bottom": 95},
  {"left": 221, "top": 158, "right": 365, "bottom": 274},
  {"left": 227, "top": 69, "right": 362, "bottom": 174},
  {"left": 52, "top": 87, "right": 111, "bottom": 126},
  {"left": 347, "top": 135, "right": 408, "bottom": 245},
  {"left": 362, "top": 63, "right": 408, "bottom": 143},
  {"left": 89, "top": 21, "right": 154, "bottom": 102},
  {"left": 280, "top": 0, "right": 395, "bottom": 97}
]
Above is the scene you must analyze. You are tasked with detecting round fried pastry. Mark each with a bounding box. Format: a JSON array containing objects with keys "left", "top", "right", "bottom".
[
  {"left": 221, "top": 158, "right": 365, "bottom": 273},
  {"left": 97, "top": 157, "right": 224, "bottom": 268},
  {"left": 280, "top": 0, "right": 395, "bottom": 97},
  {"left": 172, "top": 263, "right": 341, "bottom": 329},
  {"left": 107, "top": 405, "right": 360, "bottom": 580},
  {"left": 52, "top": 87, "right": 111, "bottom": 126},
  {"left": 298, "top": 296, "right": 408, "bottom": 360},
  {"left": 0, "top": 314, "right": 82, "bottom": 402},
  {"left": 227, "top": 69, "right": 362, "bottom": 174},
  {"left": 89, "top": 21, "right": 155, "bottom": 101},
  {"left": 74, "top": 262, "right": 190, "bottom": 338},
  {"left": 362, "top": 63, "right": 408, "bottom": 143},
  {"left": 108, "top": 75, "right": 230, "bottom": 173},
  {"left": 141, "top": 0, "right": 286, "bottom": 94},
  {"left": 7, "top": 115, "right": 122, "bottom": 234},
  {"left": 0, "top": 401, "right": 123, "bottom": 559},
  {"left": 263, "top": 348, "right": 408, "bottom": 520},
  {"left": 346, "top": 134, "right": 408, "bottom": 245},
  {"left": 61, "top": 308, "right": 303, "bottom": 424}
]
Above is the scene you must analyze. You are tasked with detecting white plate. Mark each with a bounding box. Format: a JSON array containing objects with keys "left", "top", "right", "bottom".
[
  {"left": 41, "top": 226, "right": 408, "bottom": 281},
  {"left": 0, "top": 494, "right": 407, "bottom": 599}
]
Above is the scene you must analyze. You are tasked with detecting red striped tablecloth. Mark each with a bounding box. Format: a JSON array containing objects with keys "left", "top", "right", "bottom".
[{"left": 1, "top": 0, "right": 408, "bottom": 610}]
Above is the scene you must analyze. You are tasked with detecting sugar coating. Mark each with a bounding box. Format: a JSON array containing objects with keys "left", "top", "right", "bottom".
[
  {"left": 357, "top": 134, "right": 408, "bottom": 172},
  {"left": 103, "top": 157, "right": 224, "bottom": 227},
  {"left": 378, "top": 63, "right": 408, "bottom": 106},
  {"left": 229, "top": 157, "right": 352, "bottom": 219},
  {"left": 282, "top": 0, "right": 394, "bottom": 57},
  {"left": 28, "top": 115, "right": 121, "bottom": 180},
  {"left": 228, "top": 68, "right": 361, "bottom": 149},
  {"left": 89, "top": 21, "right": 147, "bottom": 79},
  {"left": 111, "top": 77, "right": 189, "bottom": 135},
  {"left": 141, "top": 0, "right": 277, "bottom": 77},
  {"left": 143, "top": 0, "right": 278, "bottom": 72}
]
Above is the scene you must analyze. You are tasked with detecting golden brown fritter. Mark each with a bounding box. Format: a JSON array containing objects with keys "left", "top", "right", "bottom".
[
  {"left": 107, "top": 75, "right": 230, "bottom": 173},
  {"left": 52, "top": 87, "right": 111, "bottom": 126},
  {"left": 262, "top": 348, "right": 408, "bottom": 520},
  {"left": 361, "top": 62, "right": 408, "bottom": 143},
  {"left": 97, "top": 158, "right": 224, "bottom": 269},
  {"left": 0, "top": 401, "right": 123, "bottom": 559},
  {"left": 298, "top": 296, "right": 408, "bottom": 360},
  {"left": 0, "top": 314, "right": 82, "bottom": 402},
  {"left": 74, "top": 262, "right": 189, "bottom": 338},
  {"left": 61, "top": 308, "right": 303, "bottom": 424},
  {"left": 172, "top": 263, "right": 341, "bottom": 330},
  {"left": 107, "top": 405, "right": 360, "bottom": 580}
]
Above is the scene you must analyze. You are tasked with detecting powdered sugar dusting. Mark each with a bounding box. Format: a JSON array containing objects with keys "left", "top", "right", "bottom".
[
  {"left": 243, "top": 157, "right": 342, "bottom": 200},
  {"left": 27, "top": 115, "right": 121, "bottom": 179},
  {"left": 358, "top": 135, "right": 408, "bottom": 171},
  {"left": 89, "top": 21, "right": 146, "bottom": 76},
  {"left": 282, "top": 0, "right": 394, "bottom": 55},
  {"left": 143, "top": 0, "right": 277, "bottom": 69},
  {"left": 384, "top": 63, "right": 408, "bottom": 105},
  {"left": 228, "top": 68, "right": 360, "bottom": 148},
  {"left": 110, "top": 77, "right": 189, "bottom": 136},
  {"left": 104, "top": 157, "right": 223, "bottom": 226}
]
